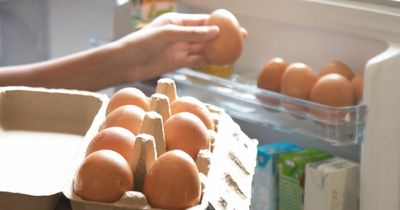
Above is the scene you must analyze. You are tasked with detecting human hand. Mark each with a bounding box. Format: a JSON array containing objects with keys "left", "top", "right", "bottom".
[{"left": 110, "top": 12, "right": 247, "bottom": 83}]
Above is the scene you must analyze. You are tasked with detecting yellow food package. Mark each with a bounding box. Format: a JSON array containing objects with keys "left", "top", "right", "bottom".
[{"left": 194, "top": 65, "right": 234, "bottom": 78}]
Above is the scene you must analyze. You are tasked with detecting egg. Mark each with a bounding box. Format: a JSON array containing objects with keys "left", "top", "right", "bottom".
[
  {"left": 256, "top": 57, "right": 289, "bottom": 108},
  {"left": 143, "top": 150, "right": 201, "bottom": 209},
  {"left": 351, "top": 71, "right": 364, "bottom": 103},
  {"left": 85, "top": 127, "right": 136, "bottom": 161},
  {"left": 164, "top": 112, "right": 210, "bottom": 160},
  {"left": 257, "top": 57, "right": 289, "bottom": 92},
  {"left": 100, "top": 105, "right": 145, "bottom": 135},
  {"left": 74, "top": 150, "right": 134, "bottom": 203},
  {"left": 170, "top": 96, "right": 214, "bottom": 130},
  {"left": 310, "top": 74, "right": 356, "bottom": 122},
  {"left": 319, "top": 61, "right": 354, "bottom": 81},
  {"left": 106, "top": 87, "right": 149, "bottom": 115},
  {"left": 311, "top": 73, "right": 355, "bottom": 107},
  {"left": 204, "top": 9, "right": 243, "bottom": 65},
  {"left": 281, "top": 63, "right": 318, "bottom": 114}
]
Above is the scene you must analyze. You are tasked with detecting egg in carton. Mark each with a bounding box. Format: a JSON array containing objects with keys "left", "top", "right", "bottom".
[{"left": 63, "top": 78, "right": 258, "bottom": 210}]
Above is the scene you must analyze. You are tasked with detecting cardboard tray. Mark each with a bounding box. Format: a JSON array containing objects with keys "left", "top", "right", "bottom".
[
  {"left": 63, "top": 104, "right": 258, "bottom": 210},
  {"left": 0, "top": 87, "right": 108, "bottom": 210},
  {"left": 0, "top": 86, "right": 258, "bottom": 210}
]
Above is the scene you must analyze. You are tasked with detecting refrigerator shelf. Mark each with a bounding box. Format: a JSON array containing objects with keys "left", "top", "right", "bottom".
[{"left": 162, "top": 68, "right": 366, "bottom": 146}]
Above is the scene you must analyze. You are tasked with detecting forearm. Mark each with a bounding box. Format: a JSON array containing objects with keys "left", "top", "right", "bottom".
[{"left": 0, "top": 43, "right": 123, "bottom": 91}]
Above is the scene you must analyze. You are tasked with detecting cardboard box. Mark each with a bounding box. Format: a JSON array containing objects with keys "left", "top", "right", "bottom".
[
  {"left": 304, "top": 157, "right": 360, "bottom": 210},
  {"left": 278, "top": 148, "right": 333, "bottom": 210},
  {"left": 63, "top": 103, "right": 258, "bottom": 210},
  {"left": 0, "top": 86, "right": 108, "bottom": 210},
  {"left": 251, "top": 142, "right": 303, "bottom": 210},
  {"left": 0, "top": 86, "right": 258, "bottom": 210}
]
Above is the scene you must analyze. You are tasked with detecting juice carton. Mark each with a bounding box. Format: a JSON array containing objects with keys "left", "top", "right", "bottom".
[
  {"left": 251, "top": 142, "right": 303, "bottom": 210},
  {"left": 304, "top": 157, "right": 360, "bottom": 210},
  {"left": 278, "top": 148, "right": 333, "bottom": 210}
]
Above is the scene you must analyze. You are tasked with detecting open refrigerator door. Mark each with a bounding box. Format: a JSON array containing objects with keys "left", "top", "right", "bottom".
[{"left": 128, "top": 0, "right": 400, "bottom": 209}]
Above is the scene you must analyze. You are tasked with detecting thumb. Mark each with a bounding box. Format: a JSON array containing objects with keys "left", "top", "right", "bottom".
[{"left": 161, "top": 25, "right": 220, "bottom": 43}]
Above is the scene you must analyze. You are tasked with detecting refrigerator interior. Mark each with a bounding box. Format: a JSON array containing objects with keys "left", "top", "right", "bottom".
[{"left": 166, "top": 1, "right": 400, "bottom": 210}]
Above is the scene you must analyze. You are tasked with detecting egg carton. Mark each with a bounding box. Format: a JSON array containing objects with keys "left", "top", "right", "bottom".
[{"left": 63, "top": 78, "right": 259, "bottom": 210}]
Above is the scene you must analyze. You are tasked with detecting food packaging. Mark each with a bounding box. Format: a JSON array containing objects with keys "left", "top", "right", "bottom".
[
  {"left": 0, "top": 86, "right": 108, "bottom": 210},
  {"left": 304, "top": 157, "right": 359, "bottom": 210},
  {"left": 251, "top": 142, "right": 303, "bottom": 210},
  {"left": 0, "top": 84, "right": 258, "bottom": 210},
  {"left": 64, "top": 94, "right": 258, "bottom": 210},
  {"left": 278, "top": 148, "right": 333, "bottom": 210}
]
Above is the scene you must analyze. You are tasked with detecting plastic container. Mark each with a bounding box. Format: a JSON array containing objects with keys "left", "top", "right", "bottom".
[{"left": 164, "top": 68, "right": 367, "bottom": 146}]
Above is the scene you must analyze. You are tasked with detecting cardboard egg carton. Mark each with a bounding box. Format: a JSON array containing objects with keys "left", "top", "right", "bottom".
[
  {"left": 0, "top": 81, "right": 257, "bottom": 210},
  {"left": 65, "top": 78, "right": 258, "bottom": 210},
  {"left": 0, "top": 86, "right": 109, "bottom": 210}
]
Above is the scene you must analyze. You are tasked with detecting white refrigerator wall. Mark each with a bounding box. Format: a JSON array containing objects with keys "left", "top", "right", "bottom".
[
  {"left": 176, "top": 1, "right": 400, "bottom": 210},
  {"left": 2, "top": 1, "right": 400, "bottom": 209}
]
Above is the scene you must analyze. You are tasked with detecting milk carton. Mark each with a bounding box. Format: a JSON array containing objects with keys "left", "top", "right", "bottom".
[
  {"left": 304, "top": 157, "right": 360, "bottom": 210},
  {"left": 251, "top": 142, "right": 303, "bottom": 210},
  {"left": 278, "top": 148, "right": 333, "bottom": 210}
]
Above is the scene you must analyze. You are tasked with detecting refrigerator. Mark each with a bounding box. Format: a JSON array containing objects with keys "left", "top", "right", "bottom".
[
  {"left": 159, "top": 1, "right": 400, "bottom": 210},
  {"left": 1, "top": 0, "right": 400, "bottom": 209}
]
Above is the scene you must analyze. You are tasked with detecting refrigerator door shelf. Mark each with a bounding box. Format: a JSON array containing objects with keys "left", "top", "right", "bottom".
[{"left": 162, "top": 68, "right": 366, "bottom": 146}]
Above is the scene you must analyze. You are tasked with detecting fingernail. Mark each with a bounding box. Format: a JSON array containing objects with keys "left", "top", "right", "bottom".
[{"left": 208, "top": 25, "right": 220, "bottom": 35}]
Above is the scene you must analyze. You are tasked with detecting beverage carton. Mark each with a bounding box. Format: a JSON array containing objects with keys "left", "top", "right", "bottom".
[
  {"left": 251, "top": 142, "right": 303, "bottom": 210},
  {"left": 278, "top": 148, "right": 333, "bottom": 210},
  {"left": 304, "top": 157, "right": 359, "bottom": 210}
]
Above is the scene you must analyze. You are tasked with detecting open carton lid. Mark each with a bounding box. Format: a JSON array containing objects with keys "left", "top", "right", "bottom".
[{"left": 0, "top": 86, "right": 109, "bottom": 210}]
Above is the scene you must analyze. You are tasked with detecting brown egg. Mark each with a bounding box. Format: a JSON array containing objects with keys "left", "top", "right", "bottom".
[
  {"left": 164, "top": 112, "right": 209, "bottom": 160},
  {"left": 204, "top": 9, "right": 243, "bottom": 65},
  {"left": 351, "top": 71, "right": 364, "bottom": 103},
  {"left": 85, "top": 127, "right": 136, "bottom": 161},
  {"left": 310, "top": 74, "right": 356, "bottom": 123},
  {"left": 100, "top": 105, "right": 145, "bottom": 135},
  {"left": 311, "top": 73, "right": 355, "bottom": 107},
  {"left": 281, "top": 63, "right": 318, "bottom": 115},
  {"left": 106, "top": 87, "right": 149, "bottom": 115},
  {"left": 74, "top": 150, "right": 134, "bottom": 203},
  {"left": 257, "top": 57, "right": 289, "bottom": 92},
  {"left": 170, "top": 96, "right": 214, "bottom": 130},
  {"left": 319, "top": 61, "right": 354, "bottom": 81},
  {"left": 143, "top": 150, "right": 201, "bottom": 209}
]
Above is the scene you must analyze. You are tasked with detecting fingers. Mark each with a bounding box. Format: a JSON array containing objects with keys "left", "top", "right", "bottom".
[
  {"left": 149, "top": 13, "right": 210, "bottom": 27},
  {"left": 161, "top": 24, "right": 220, "bottom": 43},
  {"left": 240, "top": 27, "right": 248, "bottom": 39},
  {"left": 185, "top": 54, "right": 209, "bottom": 67},
  {"left": 178, "top": 14, "right": 210, "bottom": 26},
  {"left": 188, "top": 43, "right": 205, "bottom": 54}
]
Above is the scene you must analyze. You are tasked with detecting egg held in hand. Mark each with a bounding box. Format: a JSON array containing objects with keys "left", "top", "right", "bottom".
[
  {"left": 106, "top": 87, "right": 149, "bottom": 115},
  {"left": 74, "top": 150, "right": 134, "bottom": 203},
  {"left": 85, "top": 127, "right": 136, "bottom": 161},
  {"left": 164, "top": 112, "right": 210, "bottom": 160},
  {"left": 204, "top": 9, "right": 243, "bottom": 65},
  {"left": 143, "top": 150, "right": 201, "bottom": 209}
]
